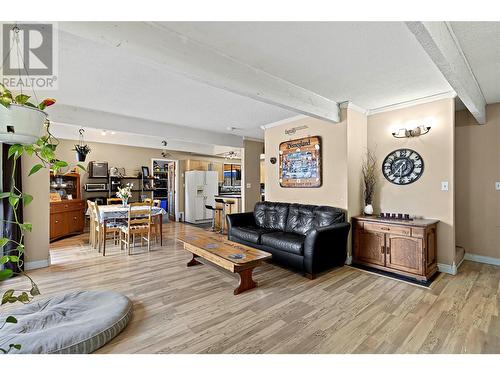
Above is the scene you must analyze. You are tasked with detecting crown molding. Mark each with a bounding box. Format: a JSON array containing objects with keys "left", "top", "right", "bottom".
[
  {"left": 260, "top": 114, "right": 309, "bottom": 130},
  {"left": 242, "top": 136, "right": 264, "bottom": 143},
  {"left": 339, "top": 101, "right": 368, "bottom": 115},
  {"left": 368, "top": 91, "right": 457, "bottom": 116}
]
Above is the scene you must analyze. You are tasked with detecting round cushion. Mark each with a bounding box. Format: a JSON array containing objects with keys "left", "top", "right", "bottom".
[{"left": 0, "top": 290, "right": 132, "bottom": 354}]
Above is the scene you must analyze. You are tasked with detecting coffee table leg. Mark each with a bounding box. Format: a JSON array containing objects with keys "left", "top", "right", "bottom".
[
  {"left": 234, "top": 267, "right": 258, "bottom": 295},
  {"left": 187, "top": 254, "right": 202, "bottom": 267}
]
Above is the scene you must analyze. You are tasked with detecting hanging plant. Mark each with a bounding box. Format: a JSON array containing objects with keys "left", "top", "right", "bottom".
[
  {"left": 72, "top": 129, "right": 91, "bottom": 162},
  {"left": 0, "top": 84, "right": 55, "bottom": 110},
  {"left": 0, "top": 84, "right": 57, "bottom": 145}
]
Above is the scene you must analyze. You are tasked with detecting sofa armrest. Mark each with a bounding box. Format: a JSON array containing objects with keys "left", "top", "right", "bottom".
[
  {"left": 303, "top": 222, "right": 351, "bottom": 274},
  {"left": 226, "top": 212, "right": 256, "bottom": 232}
]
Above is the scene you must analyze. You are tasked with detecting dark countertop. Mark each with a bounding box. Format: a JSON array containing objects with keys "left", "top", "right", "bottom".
[{"left": 214, "top": 195, "right": 242, "bottom": 199}]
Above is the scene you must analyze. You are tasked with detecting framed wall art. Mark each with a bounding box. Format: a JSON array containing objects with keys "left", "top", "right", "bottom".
[{"left": 279, "top": 136, "right": 322, "bottom": 188}]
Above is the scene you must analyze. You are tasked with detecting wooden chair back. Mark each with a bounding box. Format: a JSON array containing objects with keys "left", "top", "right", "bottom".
[
  {"left": 143, "top": 198, "right": 152, "bottom": 204},
  {"left": 90, "top": 201, "right": 100, "bottom": 223},
  {"left": 127, "top": 202, "right": 153, "bottom": 229},
  {"left": 87, "top": 200, "right": 94, "bottom": 220},
  {"left": 107, "top": 197, "right": 122, "bottom": 205}
]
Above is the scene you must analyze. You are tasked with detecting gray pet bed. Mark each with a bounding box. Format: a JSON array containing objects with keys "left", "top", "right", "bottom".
[{"left": 0, "top": 290, "right": 132, "bottom": 354}]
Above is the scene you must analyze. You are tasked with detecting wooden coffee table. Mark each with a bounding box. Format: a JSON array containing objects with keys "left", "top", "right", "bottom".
[{"left": 177, "top": 232, "right": 272, "bottom": 295}]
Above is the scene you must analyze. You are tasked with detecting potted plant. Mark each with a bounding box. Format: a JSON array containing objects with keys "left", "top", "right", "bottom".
[
  {"left": 73, "top": 144, "right": 91, "bottom": 162},
  {"left": 0, "top": 83, "right": 55, "bottom": 145},
  {"left": 362, "top": 149, "right": 377, "bottom": 215},
  {"left": 116, "top": 183, "right": 133, "bottom": 206},
  {"left": 0, "top": 87, "right": 83, "bottom": 353},
  {"left": 72, "top": 129, "right": 91, "bottom": 162}
]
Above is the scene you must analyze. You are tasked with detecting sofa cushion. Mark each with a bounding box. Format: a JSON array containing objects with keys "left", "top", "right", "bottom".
[
  {"left": 254, "top": 201, "right": 289, "bottom": 231},
  {"left": 230, "top": 226, "right": 276, "bottom": 244},
  {"left": 261, "top": 232, "right": 306, "bottom": 255},
  {"left": 286, "top": 204, "right": 346, "bottom": 235}
]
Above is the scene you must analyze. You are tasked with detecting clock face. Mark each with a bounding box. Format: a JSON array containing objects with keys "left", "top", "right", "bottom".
[{"left": 382, "top": 149, "right": 424, "bottom": 185}]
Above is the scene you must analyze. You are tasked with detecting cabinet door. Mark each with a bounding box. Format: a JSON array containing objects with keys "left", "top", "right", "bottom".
[
  {"left": 67, "top": 210, "right": 84, "bottom": 233},
  {"left": 354, "top": 229, "right": 385, "bottom": 266},
  {"left": 425, "top": 228, "right": 437, "bottom": 268},
  {"left": 50, "top": 212, "right": 67, "bottom": 239},
  {"left": 386, "top": 235, "right": 423, "bottom": 275}
]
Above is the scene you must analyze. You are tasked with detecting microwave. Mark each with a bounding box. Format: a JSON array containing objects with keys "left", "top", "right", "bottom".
[
  {"left": 85, "top": 183, "right": 107, "bottom": 191},
  {"left": 87, "top": 161, "right": 108, "bottom": 178}
]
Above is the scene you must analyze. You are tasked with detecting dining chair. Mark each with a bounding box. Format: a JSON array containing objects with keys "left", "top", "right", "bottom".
[
  {"left": 107, "top": 197, "right": 122, "bottom": 205},
  {"left": 87, "top": 200, "right": 97, "bottom": 247},
  {"left": 143, "top": 198, "right": 152, "bottom": 204},
  {"left": 119, "top": 202, "right": 153, "bottom": 254},
  {"left": 151, "top": 199, "right": 162, "bottom": 243},
  {"left": 91, "top": 201, "right": 122, "bottom": 254}
]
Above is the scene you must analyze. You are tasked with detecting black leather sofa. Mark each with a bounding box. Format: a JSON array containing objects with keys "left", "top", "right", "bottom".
[{"left": 226, "top": 201, "right": 351, "bottom": 278}]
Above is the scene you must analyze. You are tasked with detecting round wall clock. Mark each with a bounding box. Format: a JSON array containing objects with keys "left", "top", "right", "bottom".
[{"left": 382, "top": 148, "right": 424, "bottom": 185}]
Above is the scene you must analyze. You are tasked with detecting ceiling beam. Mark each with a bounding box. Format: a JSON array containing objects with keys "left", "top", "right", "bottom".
[
  {"left": 406, "top": 21, "right": 486, "bottom": 124},
  {"left": 59, "top": 22, "right": 340, "bottom": 123},
  {"left": 50, "top": 121, "right": 234, "bottom": 156},
  {"left": 48, "top": 104, "right": 243, "bottom": 149}
]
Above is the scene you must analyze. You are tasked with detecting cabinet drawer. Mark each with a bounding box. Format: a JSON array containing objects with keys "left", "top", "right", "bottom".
[
  {"left": 51, "top": 200, "right": 84, "bottom": 214},
  {"left": 364, "top": 223, "right": 411, "bottom": 236}
]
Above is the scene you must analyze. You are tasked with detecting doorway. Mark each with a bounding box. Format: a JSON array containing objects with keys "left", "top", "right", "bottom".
[{"left": 151, "top": 158, "right": 179, "bottom": 221}]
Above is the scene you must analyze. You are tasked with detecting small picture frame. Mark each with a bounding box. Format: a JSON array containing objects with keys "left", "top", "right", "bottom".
[{"left": 141, "top": 166, "right": 150, "bottom": 178}]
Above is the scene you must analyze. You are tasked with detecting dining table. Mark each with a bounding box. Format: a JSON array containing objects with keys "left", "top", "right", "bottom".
[{"left": 86, "top": 204, "right": 167, "bottom": 255}]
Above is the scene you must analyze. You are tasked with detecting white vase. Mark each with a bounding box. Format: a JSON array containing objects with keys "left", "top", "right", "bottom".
[
  {"left": 0, "top": 104, "right": 47, "bottom": 144},
  {"left": 364, "top": 204, "right": 374, "bottom": 215}
]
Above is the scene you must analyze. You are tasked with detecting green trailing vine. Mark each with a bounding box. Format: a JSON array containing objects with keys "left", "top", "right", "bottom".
[{"left": 0, "top": 121, "right": 84, "bottom": 353}]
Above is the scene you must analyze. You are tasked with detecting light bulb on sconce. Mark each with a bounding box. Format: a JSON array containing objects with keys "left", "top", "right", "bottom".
[{"left": 392, "top": 125, "right": 431, "bottom": 138}]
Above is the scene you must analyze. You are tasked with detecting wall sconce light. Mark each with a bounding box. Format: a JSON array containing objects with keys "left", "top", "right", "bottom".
[{"left": 392, "top": 125, "right": 431, "bottom": 138}]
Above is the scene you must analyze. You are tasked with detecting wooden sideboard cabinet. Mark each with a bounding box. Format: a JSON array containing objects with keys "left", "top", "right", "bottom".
[{"left": 352, "top": 216, "right": 439, "bottom": 281}]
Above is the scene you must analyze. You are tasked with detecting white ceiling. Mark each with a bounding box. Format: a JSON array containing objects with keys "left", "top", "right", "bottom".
[
  {"left": 449, "top": 22, "right": 500, "bottom": 104},
  {"left": 164, "top": 22, "right": 453, "bottom": 110},
  {"left": 47, "top": 30, "right": 295, "bottom": 140},
  {"left": 41, "top": 22, "right": 500, "bottom": 148}
]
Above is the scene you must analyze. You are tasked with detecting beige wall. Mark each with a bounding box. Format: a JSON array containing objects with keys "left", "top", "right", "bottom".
[
  {"left": 347, "top": 108, "right": 368, "bottom": 220},
  {"left": 264, "top": 112, "right": 349, "bottom": 209},
  {"left": 367, "top": 98, "right": 456, "bottom": 266},
  {"left": 21, "top": 154, "right": 50, "bottom": 265},
  {"left": 242, "top": 139, "right": 263, "bottom": 212},
  {"left": 455, "top": 103, "right": 500, "bottom": 260}
]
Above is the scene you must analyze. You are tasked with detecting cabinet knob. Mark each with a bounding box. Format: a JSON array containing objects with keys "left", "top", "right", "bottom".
[
  {"left": 74, "top": 217, "right": 77, "bottom": 220},
  {"left": 55, "top": 220, "right": 59, "bottom": 224}
]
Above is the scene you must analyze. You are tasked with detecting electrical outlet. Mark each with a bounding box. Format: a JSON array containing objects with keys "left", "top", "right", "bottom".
[
  {"left": 441, "top": 181, "right": 449, "bottom": 191},
  {"left": 496, "top": 182, "right": 500, "bottom": 190},
  {"left": 246, "top": 183, "right": 252, "bottom": 189}
]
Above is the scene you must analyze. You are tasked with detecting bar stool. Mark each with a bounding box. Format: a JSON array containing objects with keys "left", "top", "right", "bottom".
[
  {"left": 205, "top": 204, "right": 222, "bottom": 232},
  {"left": 214, "top": 198, "right": 234, "bottom": 234}
]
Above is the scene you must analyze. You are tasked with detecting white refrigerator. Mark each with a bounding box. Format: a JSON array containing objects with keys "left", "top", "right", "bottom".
[{"left": 184, "top": 170, "right": 218, "bottom": 223}]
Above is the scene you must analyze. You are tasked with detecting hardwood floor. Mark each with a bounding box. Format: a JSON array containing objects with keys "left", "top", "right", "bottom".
[{"left": 4, "top": 221, "right": 500, "bottom": 353}]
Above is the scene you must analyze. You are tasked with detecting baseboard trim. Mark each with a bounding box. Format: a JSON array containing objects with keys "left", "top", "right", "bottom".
[
  {"left": 464, "top": 253, "right": 500, "bottom": 266},
  {"left": 437, "top": 262, "right": 457, "bottom": 275},
  {"left": 25, "top": 258, "right": 50, "bottom": 270}
]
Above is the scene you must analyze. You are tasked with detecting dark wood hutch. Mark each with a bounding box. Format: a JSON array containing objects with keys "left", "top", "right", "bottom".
[{"left": 49, "top": 172, "right": 84, "bottom": 241}]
